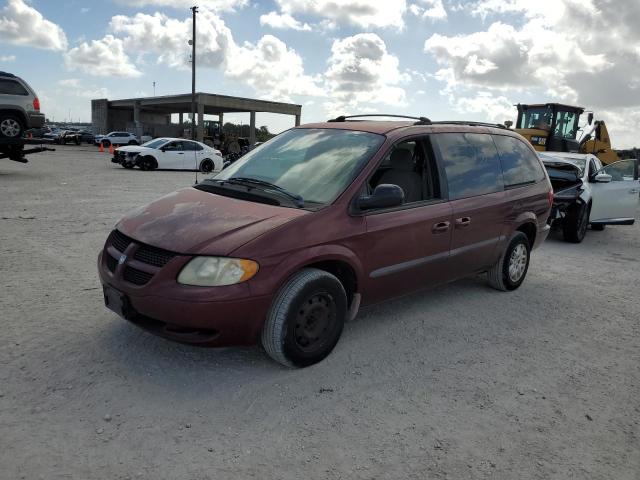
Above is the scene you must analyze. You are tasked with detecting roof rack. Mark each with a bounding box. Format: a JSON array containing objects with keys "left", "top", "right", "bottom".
[
  {"left": 429, "top": 121, "right": 507, "bottom": 129},
  {"left": 328, "top": 114, "right": 432, "bottom": 125}
]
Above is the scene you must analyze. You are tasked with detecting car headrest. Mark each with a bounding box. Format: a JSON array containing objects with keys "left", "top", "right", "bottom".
[{"left": 390, "top": 148, "right": 414, "bottom": 171}]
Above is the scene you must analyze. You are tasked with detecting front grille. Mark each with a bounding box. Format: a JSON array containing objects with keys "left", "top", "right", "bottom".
[
  {"left": 111, "top": 230, "right": 132, "bottom": 253},
  {"left": 134, "top": 244, "right": 176, "bottom": 267},
  {"left": 105, "top": 253, "right": 117, "bottom": 273},
  {"left": 123, "top": 266, "right": 154, "bottom": 286}
]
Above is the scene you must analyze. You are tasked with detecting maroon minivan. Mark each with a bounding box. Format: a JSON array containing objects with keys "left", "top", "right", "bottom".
[{"left": 98, "top": 116, "right": 553, "bottom": 367}]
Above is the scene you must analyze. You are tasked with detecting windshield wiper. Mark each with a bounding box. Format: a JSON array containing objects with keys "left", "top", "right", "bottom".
[{"left": 223, "top": 177, "right": 305, "bottom": 207}]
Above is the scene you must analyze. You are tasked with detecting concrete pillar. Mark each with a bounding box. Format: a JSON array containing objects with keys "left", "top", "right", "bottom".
[
  {"left": 197, "top": 103, "right": 204, "bottom": 142},
  {"left": 91, "top": 99, "right": 109, "bottom": 134},
  {"left": 178, "top": 113, "right": 183, "bottom": 125},
  {"left": 133, "top": 101, "right": 143, "bottom": 139},
  {"left": 249, "top": 111, "right": 256, "bottom": 146},
  {"left": 218, "top": 113, "right": 224, "bottom": 131},
  {"left": 295, "top": 114, "right": 301, "bottom": 126}
]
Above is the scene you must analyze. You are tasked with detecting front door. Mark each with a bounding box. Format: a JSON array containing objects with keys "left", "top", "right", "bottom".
[
  {"left": 361, "top": 136, "right": 453, "bottom": 303},
  {"left": 159, "top": 141, "right": 185, "bottom": 169},
  {"left": 590, "top": 159, "right": 640, "bottom": 223}
]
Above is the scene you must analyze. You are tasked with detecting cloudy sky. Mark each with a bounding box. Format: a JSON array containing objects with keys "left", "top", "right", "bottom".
[{"left": 1, "top": 0, "right": 639, "bottom": 147}]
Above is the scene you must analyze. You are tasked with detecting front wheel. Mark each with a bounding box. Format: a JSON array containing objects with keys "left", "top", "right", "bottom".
[
  {"left": 138, "top": 155, "right": 157, "bottom": 171},
  {"left": 261, "top": 268, "right": 347, "bottom": 368},
  {"left": 563, "top": 203, "right": 589, "bottom": 243},
  {"left": 487, "top": 232, "right": 531, "bottom": 291}
]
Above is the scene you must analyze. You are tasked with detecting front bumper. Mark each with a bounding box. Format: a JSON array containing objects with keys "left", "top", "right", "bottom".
[{"left": 98, "top": 249, "right": 272, "bottom": 347}]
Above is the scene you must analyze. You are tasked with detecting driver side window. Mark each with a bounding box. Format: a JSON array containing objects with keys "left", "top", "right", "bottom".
[
  {"left": 598, "top": 159, "right": 638, "bottom": 182},
  {"left": 164, "top": 141, "right": 183, "bottom": 151},
  {"left": 368, "top": 137, "right": 440, "bottom": 205}
]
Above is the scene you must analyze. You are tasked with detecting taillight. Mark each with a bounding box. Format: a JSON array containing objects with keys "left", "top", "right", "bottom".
[
  {"left": 548, "top": 189, "right": 554, "bottom": 208},
  {"left": 33, "top": 98, "right": 40, "bottom": 111}
]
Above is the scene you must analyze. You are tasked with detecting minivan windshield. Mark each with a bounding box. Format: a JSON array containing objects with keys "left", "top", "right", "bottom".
[{"left": 215, "top": 128, "right": 384, "bottom": 205}]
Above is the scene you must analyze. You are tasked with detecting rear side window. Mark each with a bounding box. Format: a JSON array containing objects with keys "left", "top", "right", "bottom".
[
  {"left": 493, "top": 135, "right": 545, "bottom": 187},
  {"left": 0, "top": 79, "right": 29, "bottom": 95},
  {"left": 435, "top": 133, "right": 503, "bottom": 200}
]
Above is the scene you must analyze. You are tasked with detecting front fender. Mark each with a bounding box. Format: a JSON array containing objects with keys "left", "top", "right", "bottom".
[{"left": 248, "top": 244, "right": 365, "bottom": 298}]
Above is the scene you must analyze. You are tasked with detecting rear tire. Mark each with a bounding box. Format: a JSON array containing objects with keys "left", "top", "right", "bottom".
[
  {"left": 563, "top": 203, "right": 590, "bottom": 243},
  {"left": 128, "top": 140, "right": 137, "bottom": 145},
  {"left": 200, "top": 158, "right": 214, "bottom": 173},
  {"left": 0, "top": 114, "right": 24, "bottom": 138},
  {"left": 101, "top": 139, "right": 111, "bottom": 148},
  {"left": 261, "top": 268, "right": 347, "bottom": 368},
  {"left": 487, "top": 232, "right": 531, "bottom": 291}
]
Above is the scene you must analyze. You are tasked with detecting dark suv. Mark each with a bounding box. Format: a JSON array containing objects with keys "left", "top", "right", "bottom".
[
  {"left": 0, "top": 72, "right": 45, "bottom": 139},
  {"left": 98, "top": 116, "right": 553, "bottom": 367}
]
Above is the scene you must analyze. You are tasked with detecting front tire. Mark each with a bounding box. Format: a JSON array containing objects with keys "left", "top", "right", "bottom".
[
  {"left": 139, "top": 155, "right": 157, "bottom": 171},
  {"left": 487, "top": 232, "right": 531, "bottom": 291},
  {"left": 563, "top": 203, "right": 589, "bottom": 243},
  {"left": 261, "top": 268, "right": 347, "bottom": 368}
]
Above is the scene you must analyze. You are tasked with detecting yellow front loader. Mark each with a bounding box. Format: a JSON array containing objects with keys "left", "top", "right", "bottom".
[{"left": 514, "top": 103, "right": 619, "bottom": 164}]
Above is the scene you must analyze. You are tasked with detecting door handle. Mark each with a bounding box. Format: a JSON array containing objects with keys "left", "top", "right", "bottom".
[
  {"left": 455, "top": 216, "right": 471, "bottom": 228},
  {"left": 177, "top": 152, "right": 184, "bottom": 155},
  {"left": 432, "top": 221, "right": 450, "bottom": 233}
]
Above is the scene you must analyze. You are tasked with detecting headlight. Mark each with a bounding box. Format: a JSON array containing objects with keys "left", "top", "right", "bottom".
[{"left": 177, "top": 257, "right": 259, "bottom": 286}]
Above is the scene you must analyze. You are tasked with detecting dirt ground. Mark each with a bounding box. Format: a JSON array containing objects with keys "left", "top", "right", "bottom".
[{"left": 1, "top": 145, "right": 638, "bottom": 480}]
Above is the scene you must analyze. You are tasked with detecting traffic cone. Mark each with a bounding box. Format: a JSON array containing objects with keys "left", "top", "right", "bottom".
[
  {"left": 99, "top": 143, "right": 104, "bottom": 153},
  {"left": 108, "top": 144, "right": 114, "bottom": 155}
]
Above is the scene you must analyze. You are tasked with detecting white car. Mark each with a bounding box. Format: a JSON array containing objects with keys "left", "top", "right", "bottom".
[
  {"left": 112, "top": 137, "right": 224, "bottom": 173},
  {"left": 541, "top": 152, "right": 639, "bottom": 242},
  {"left": 96, "top": 131, "right": 139, "bottom": 147}
]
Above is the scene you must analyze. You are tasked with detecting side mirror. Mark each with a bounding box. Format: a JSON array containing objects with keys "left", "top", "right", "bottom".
[
  {"left": 358, "top": 184, "right": 405, "bottom": 210},
  {"left": 504, "top": 120, "right": 513, "bottom": 129},
  {"left": 160, "top": 147, "right": 166, "bottom": 152},
  {"left": 594, "top": 173, "right": 612, "bottom": 183}
]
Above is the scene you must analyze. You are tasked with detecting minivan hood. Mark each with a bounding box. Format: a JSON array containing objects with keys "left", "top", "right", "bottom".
[{"left": 116, "top": 187, "right": 308, "bottom": 255}]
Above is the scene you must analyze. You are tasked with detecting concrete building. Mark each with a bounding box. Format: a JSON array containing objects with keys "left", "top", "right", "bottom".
[{"left": 91, "top": 93, "right": 302, "bottom": 145}]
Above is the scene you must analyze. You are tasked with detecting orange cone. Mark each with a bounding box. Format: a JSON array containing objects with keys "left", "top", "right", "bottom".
[
  {"left": 99, "top": 143, "right": 104, "bottom": 153},
  {"left": 108, "top": 144, "right": 114, "bottom": 155}
]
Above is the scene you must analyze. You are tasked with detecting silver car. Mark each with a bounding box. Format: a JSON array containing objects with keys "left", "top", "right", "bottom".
[{"left": 0, "top": 71, "right": 45, "bottom": 139}]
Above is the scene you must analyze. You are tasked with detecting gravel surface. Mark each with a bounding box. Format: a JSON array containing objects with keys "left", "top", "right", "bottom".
[{"left": 1, "top": 146, "right": 639, "bottom": 479}]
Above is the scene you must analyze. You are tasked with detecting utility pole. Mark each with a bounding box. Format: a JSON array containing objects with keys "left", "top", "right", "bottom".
[
  {"left": 153, "top": 81, "right": 156, "bottom": 96},
  {"left": 190, "top": 6, "right": 198, "bottom": 141}
]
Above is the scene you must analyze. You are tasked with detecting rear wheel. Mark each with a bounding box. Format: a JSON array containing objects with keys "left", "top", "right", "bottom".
[
  {"left": 200, "top": 158, "right": 214, "bottom": 173},
  {"left": 128, "top": 140, "right": 137, "bottom": 145},
  {"left": 487, "top": 232, "right": 531, "bottom": 291},
  {"left": 101, "top": 139, "right": 111, "bottom": 148},
  {"left": 0, "top": 114, "right": 24, "bottom": 138},
  {"left": 139, "top": 155, "right": 157, "bottom": 171},
  {"left": 563, "top": 203, "right": 590, "bottom": 243},
  {"left": 261, "top": 268, "right": 347, "bottom": 368}
]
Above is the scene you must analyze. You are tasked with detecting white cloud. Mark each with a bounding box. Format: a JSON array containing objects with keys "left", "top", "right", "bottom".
[
  {"left": 58, "top": 78, "right": 81, "bottom": 88},
  {"left": 109, "top": 11, "right": 233, "bottom": 70},
  {"left": 113, "top": 0, "right": 247, "bottom": 11},
  {"left": 227, "top": 35, "right": 323, "bottom": 102},
  {"left": 0, "top": 54, "right": 16, "bottom": 62},
  {"left": 452, "top": 92, "right": 514, "bottom": 123},
  {"left": 0, "top": 0, "right": 67, "bottom": 51},
  {"left": 275, "top": 0, "right": 407, "bottom": 29},
  {"left": 64, "top": 35, "right": 142, "bottom": 78},
  {"left": 324, "top": 33, "right": 408, "bottom": 115},
  {"left": 424, "top": 0, "right": 640, "bottom": 147},
  {"left": 259, "top": 11, "right": 311, "bottom": 31},
  {"left": 409, "top": 0, "right": 447, "bottom": 20}
]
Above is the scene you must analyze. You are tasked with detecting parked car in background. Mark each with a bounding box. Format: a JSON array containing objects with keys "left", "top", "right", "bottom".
[
  {"left": 542, "top": 152, "right": 639, "bottom": 242},
  {"left": 97, "top": 131, "right": 139, "bottom": 147},
  {"left": 76, "top": 130, "right": 95, "bottom": 144},
  {"left": 99, "top": 116, "right": 553, "bottom": 367},
  {"left": 0, "top": 71, "right": 45, "bottom": 139},
  {"left": 112, "top": 138, "right": 223, "bottom": 172}
]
